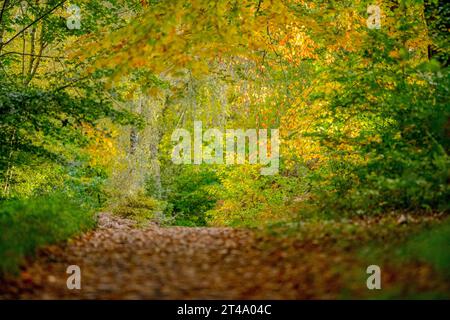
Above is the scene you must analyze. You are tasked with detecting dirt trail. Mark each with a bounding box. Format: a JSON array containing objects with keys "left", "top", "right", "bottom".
[{"left": 0, "top": 213, "right": 446, "bottom": 299}]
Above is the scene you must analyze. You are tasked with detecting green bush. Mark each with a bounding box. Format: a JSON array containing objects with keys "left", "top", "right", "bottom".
[
  {"left": 206, "top": 164, "right": 307, "bottom": 227},
  {"left": 308, "top": 45, "right": 450, "bottom": 216},
  {"left": 0, "top": 194, "right": 95, "bottom": 276},
  {"left": 397, "top": 219, "right": 450, "bottom": 278},
  {"left": 159, "top": 165, "right": 219, "bottom": 226},
  {"left": 112, "top": 193, "right": 166, "bottom": 224}
]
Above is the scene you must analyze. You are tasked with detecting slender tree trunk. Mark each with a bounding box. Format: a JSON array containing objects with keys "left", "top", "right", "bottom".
[
  {"left": 0, "top": 0, "right": 9, "bottom": 54},
  {"left": 2, "top": 128, "right": 16, "bottom": 198},
  {"left": 129, "top": 97, "right": 142, "bottom": 155}
]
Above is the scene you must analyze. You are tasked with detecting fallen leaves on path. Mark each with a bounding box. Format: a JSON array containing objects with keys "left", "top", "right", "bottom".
[{"left": 0, "top": 213, "right": 448, "bottom": 299}]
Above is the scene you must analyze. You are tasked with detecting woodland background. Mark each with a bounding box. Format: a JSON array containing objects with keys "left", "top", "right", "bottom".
[{"left": 0, "top": 0, "right": 448, "bottom": 298}]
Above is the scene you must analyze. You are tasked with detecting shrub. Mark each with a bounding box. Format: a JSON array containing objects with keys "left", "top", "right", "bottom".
[
  {"left": 0, "top": 194, "right": 95, "bottom": 276},
  {"left": 112, "top": 193, "right": 166, "bottom": 224},
  {"left": 306, "top": 50, "right": 450, "bottom": 216},
  {"left": 206, "top": 165, "right": 307, "bottom": 227},
  {"left": 397, "top": 219, "right": 450, "bottom": 278},
  {"left": 160, "top": 165, "right": 219, "bottom": 226}
]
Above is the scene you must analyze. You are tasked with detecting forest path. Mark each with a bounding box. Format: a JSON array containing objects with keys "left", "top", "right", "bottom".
[{"left": 0, "top": 213, "right": 445, "bottom": 299}]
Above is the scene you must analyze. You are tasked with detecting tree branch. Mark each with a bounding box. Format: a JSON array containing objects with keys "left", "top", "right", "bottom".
[
  {"left": 0, "top": 0, "right": 67, "bottom": 50},
  {"left": 0, "top": 0, "right": 9, "bottom": 28},
  {"left": 0, "top": 50, "right": 64, "bottom": 59}
]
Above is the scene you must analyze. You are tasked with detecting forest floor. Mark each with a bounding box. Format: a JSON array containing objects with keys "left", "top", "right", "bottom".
[{"left": 0, "top": 213, "right": 448, "bottom": 299}]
